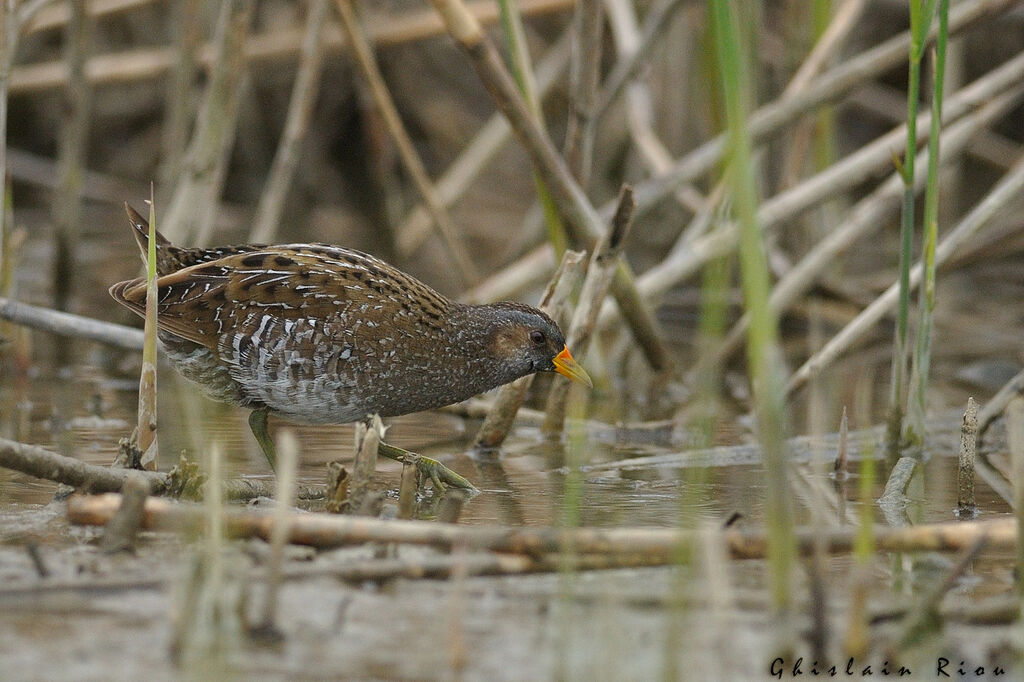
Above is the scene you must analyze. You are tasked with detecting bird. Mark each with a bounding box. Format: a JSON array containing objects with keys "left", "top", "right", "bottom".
[{"left": 109, "top": 204, "right": 592, "bottom": 490}]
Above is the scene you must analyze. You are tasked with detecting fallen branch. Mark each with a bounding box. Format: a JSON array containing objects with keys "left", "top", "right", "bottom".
[
  {"left": 0, "top": 437, "right": 167, "bottom": 494},
  {"left": 0, "top": 296, "right": 144, "bottom": 349},
  {"left": 68, "top": 493, "right": 1018, "bottom": 560}
]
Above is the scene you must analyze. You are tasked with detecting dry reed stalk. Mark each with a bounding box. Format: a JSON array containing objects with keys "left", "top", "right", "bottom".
[
  {"left": 397, "top": 459, "right": 417, "bottom": 520},
  {"left": 619, "top": 0, "right": 1016, "bottom": 222},
  {"left": 50, "top": 0, "right": 92, "bottom": 318},
  {"left": 603, "top": 50, "right": 1024, "bottom": 334},
  {"left": 0, "top": 296, "right": 145, "bottom": 348},
  {"left": 563, "top": 0, "right": 602, "bottom": 186},
  {"left": 397, "top": 30, "right": 572, "bottom": 259},
  {"left": 6, "top": 147, "right": 145, "bottom": 200},
  {"left": 334, "top": 0, "right": 479, "bottom": 285},
  {"left": 162, "top": 0, "right": 253, "bottom": 245},
  {"left": 472, "top": 249, "right": 586, "bottom": 449},
  {"left": 705, "top": 79, "right": 1024, "bottom": 371},
  {"left": 542, "top": 186, "right": 636, "bottom": 436},
  {"left": 68, "top": 492, "right": 1020, "bottom": 559},
  {"left": 347, "top": 416, "right": 383, "bottom": 513},
  {"left": 429, "top": 0, "right": 671, "bottom": 372},
  {"left": 157, "top": 0, "right": 202, "bottom": 191},
  {"left": 10, "top": 0, "right": 575, "bottom": 94},
  {"left": 788, "top": 150, "right": 1024, "bottom": 393},
  {"left": 250, "top": 0, "right": 329, "bottom": 244},
  {"left": 22, "top": 0, "right": 153, "bottom": 34},
  {"left": 956, "top": 397, "right": 978, "bottom": 516},
  {"left": 459, "top": 244, "right": 556, "bottom": 304}
]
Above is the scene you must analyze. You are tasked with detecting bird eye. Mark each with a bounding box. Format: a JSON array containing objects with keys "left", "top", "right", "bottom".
[{"left": 530, "top": 330, "right": 546, "bottom": 346}]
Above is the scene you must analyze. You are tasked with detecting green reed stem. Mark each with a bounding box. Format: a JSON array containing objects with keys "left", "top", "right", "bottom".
[
  {"left": 136, "top": 188, "right": 159, "bottom": 469},
  {"left": 710, "top": 0, "right": 794, "bottom": 621},
  {"left": 888, "top": 0, "right": 937, "bottom": 457},
  {"left": 905, "top": 0, "right": 949, "bottom": 445},
  {"left": 496, "top": 0, "right": 567, "bottom": 254}
]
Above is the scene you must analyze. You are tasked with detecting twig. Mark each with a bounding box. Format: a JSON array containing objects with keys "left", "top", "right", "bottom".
[
  {"left": 429, "top": 0, "right": 671, "bottom": 371},
  {"left": 788, "top": 149, "right": 1024, "bottom": 393},
  {"left": 0, "top": 436, "right": 168, "bottom": 494},
  {"left": 333, "top": 0, "right": 479, "bottom": 285},
  {"left": 472, "top": 249, "right": 586, "bottom": 449},
  {"left": 0, "top": 296, "right": 144, "bottom": 349},
  {"left": 956, "top": 397, "right": 978, "bottom": 516},
  {"left": 542, "top": 186, "right": 636, "bottom": 436},
  {"left": 834, "top": 406, "right": 849, "bottom": 477},
  {"left": 10, "top": 0, "right": 576, "bottom": 94},
  {"left": 67, "top": 492, "right": 1020, "bottom": 559}
]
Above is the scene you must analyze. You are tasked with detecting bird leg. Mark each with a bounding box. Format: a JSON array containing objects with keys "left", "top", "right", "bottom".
[
  {"left": 376, "top": 441, "right": 478, "bottom": 492},
  {"left": 248, "top": 407, "right": 477, "bottom": 492},
  {"left": 248, "top": 407, "right": 277, "bottom": 471}
]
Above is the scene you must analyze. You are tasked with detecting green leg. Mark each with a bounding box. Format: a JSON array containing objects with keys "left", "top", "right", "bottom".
[
  {"left": 377, "top": 441, "right": 478, "bottom": 492},
  {"left": 248, "top": 407, "right": 277, "bottom": 472}
]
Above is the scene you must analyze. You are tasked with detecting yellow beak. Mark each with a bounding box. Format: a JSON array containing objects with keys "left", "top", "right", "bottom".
[{"left": 552, "top": 346, "right": 593, "bottom": 388}]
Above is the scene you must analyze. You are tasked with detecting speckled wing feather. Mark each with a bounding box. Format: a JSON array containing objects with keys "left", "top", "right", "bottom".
[{"left": 110, "top": 245, "right": 454, "bottom": 359}]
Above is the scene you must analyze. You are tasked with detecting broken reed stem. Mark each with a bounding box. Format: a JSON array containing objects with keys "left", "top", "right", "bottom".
[
  {"left": 428, "top": 0, "right": 670, "bottom": 371},
  {"left": 956, "top": 397, "right": 978, "bottom": 516},
  {"left": 333, "top": 0, "right": 479, "bottom": 286},
  {"left": 834, "top": 406, "right": 849, "bottom": 477},
  {"left": 257, "top": 430, "right": 299, "bottom": 637},
  {"left": 67, "top": 492, "right": 1021, "bottom": 560},
  {"left": 472, "top": 249, "right": 587, "bottom": 449},
  {"left": 137, "top": 193, "right": 159, "bottom": 470},
  {"left": 878, "top": 456, "right": 916, "bottom": 504},
  {"left": 347, "top": 416, "right": 383, "bottom": 513},
  {"left": 788, "top": 147, "right": 1024, "bottom": 394},
  {"left": 542, "top": 186, "right": 636, "bottom": 436},
  {"left": 50, "top": 0, "right": 92, "bottom": 319},
  {"left": 397, "top": 460, "right": 417, "bottom": 520},
  {"left": 1004, "top": 397, "right": 1024, "bottom": 592},
  {"left": 162, "top": 0, "right": 253, "bottom": 245},
  {"left": 249, "top": 0, "right": 329, "bottom": 244}
]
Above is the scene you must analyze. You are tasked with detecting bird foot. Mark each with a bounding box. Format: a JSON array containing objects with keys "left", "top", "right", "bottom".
[{"left": 376, "top": 442, "right": 478, "bottom": 493}]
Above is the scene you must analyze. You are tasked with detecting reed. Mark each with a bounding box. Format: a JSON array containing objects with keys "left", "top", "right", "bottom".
[
  {"left": 709, "top": 0, "right": 795, "bottom": 626},
  {"left": 905, "top": 0, "right": 950, "bottom": 444}
]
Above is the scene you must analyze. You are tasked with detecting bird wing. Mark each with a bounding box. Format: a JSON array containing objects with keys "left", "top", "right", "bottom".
[{"left": 109, "top": 245, "right": 452, "bottom": 355}]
